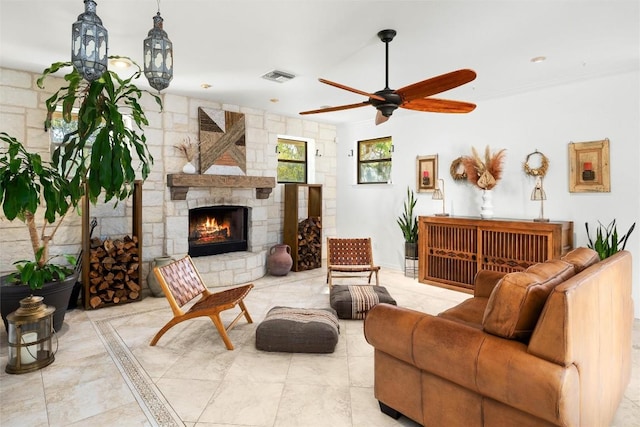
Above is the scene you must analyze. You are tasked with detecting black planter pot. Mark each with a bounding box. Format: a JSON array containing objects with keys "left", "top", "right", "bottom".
[
  {"left": 0, "top": 272, "right": 78, "bottom": 332},
  {"left": 405, "top": 242, "right": 419, "bottom": 260}
]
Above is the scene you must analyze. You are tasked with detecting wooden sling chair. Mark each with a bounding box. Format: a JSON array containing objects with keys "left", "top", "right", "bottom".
[
  {"left": 150, "top": 255, "right": 254, "bottom": 350},
  {"left": 326, "top": 237, "right": 380, "bottom": 288}
]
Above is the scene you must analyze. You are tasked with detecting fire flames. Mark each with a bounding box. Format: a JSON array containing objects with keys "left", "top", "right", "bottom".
[{"left": 190, "top": 216, "right": 231, "bottom": 244}]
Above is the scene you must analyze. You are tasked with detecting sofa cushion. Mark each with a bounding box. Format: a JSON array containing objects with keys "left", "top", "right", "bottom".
[
  {"left": 482, "top": 260, "right": 575, "bottom": 342},
  {"left": 438, "top": 297, "right": 488, "bottom": 329},
  {"left": 330, "top": 285, "right": 396, "bottom": 319},
  {"left": 255, "top": 306, "right": 340, "bottom": 353},
  {"left": 561, "top": 247, "right": 600, "bottom": 274}
]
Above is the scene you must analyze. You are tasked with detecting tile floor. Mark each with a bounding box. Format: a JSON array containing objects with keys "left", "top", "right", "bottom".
[{"left": 1, "top": 268, "right": 638, "bottom": 426}]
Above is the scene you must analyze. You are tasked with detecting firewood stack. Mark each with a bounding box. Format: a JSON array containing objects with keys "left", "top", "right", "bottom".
[
  {"left": 88, "top": 235, "right": 141, "bottom": 309},
  {"left": 297, "top": 216, "right": 322, "bottom": 270}
]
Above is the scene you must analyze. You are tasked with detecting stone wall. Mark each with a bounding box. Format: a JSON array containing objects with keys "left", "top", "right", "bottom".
[{"left": 0, "top": 67, "right": 337, "bottom": 290}]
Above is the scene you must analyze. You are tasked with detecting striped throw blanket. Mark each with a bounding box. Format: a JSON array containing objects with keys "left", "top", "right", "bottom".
[{"left": 348, "top": 286, "right": 380, "bottom": 319}]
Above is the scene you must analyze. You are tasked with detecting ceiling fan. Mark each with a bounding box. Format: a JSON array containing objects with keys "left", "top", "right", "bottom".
[{"left": 300, "top": 29, "right": 477, "bottom": 125}]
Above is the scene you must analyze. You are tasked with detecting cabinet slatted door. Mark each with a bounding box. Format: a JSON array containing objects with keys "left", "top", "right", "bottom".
[
  {"left": 418, "top": 216, "right": 573, "bottom": 293},
  {"left": 425, "top": 223, "right": 477, "bottom": 290},
  {"left": 481, "top": 230, "right": 550, "bottom": 273}
]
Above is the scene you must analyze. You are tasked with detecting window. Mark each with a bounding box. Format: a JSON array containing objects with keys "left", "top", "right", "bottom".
[
  {"left": 357, "top": 136, "right": 392, "bottom": 184},
  {"left": 277, "top": 138, "right": 307, "bottom": 183},
  {"left": 48, "top": 107, "right": 105, "bottom": 150},
  {"left": 49, "top": 110, "right": 79, "bottom": 145}
]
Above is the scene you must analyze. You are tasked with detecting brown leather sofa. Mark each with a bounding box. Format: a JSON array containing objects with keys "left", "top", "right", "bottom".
[{"left": 364, "top": 248, "right": 633, "bottom": 427}]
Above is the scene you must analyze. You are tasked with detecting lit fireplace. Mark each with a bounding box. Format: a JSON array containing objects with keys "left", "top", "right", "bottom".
[{"left": 188, "top": 206, "right": 248, "bottom": 257}]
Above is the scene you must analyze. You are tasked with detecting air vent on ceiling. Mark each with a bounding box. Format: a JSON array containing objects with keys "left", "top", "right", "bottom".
[{"left": 261, "top": 70, "right": 295, "bottom": 83}]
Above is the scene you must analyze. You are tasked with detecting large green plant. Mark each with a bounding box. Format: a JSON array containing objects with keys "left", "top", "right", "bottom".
[
  {"left": 39, "top": 59, "right": 160, "bottom": 203},
  {"left": 397, "top": 186, "right": 418, "bottom": 243},
  {"left": 0, "top": 59, "right": 161, "bottom": 290},
  {"left": 585, "top": 219, "right": 635, "bottom": 260}
]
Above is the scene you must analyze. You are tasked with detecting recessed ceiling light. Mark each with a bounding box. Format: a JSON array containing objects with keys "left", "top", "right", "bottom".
[
  {"left": 201, "top": 83, "right": 212, "bottom": 89},
  {"left": 530, "top": 56, "right": 546, "bottom": 63},
  {"left": 109, "top": 57, "right": 132, "bottom": 68}
]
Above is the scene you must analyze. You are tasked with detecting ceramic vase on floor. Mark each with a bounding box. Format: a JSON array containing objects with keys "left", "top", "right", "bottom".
[
  {"left": 268, "top": 244, "right": 293, "bottom": 276},
  {"left": 481, "top": 189, "right": 494, "bottom": 219}
]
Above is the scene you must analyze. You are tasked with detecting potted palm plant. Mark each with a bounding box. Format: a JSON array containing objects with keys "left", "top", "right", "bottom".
[
  {"left": 0, "top": 58, "right": 161, "bottom": 331},
  {"left": 397, "top": 186, "right": 419, "bottom": 259}
]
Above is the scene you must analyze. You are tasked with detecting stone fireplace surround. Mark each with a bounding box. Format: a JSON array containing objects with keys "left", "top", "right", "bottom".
[{"left": 163, "top": 185, "right": 273, "bottom": 288}]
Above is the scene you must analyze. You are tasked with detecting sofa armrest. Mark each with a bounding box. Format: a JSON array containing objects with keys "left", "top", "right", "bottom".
[
  {"left": 473, "top": 270, "right": 507, "bottom": 297},
  {"left": 364, "top": 303, "right": 427, "bottom": 365}
]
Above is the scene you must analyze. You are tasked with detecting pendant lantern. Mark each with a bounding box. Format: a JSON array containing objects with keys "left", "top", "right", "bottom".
[
  {"left": 71, "top": 0, "right": 109, "bottom": 81},
  {"left": 143, "top": 10, "right": 173, "bottom": 92}
]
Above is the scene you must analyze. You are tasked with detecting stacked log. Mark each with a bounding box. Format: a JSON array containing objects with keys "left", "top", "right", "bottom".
[
  {"left": 297, "top": 216, "right": 322, "bottom": 270},
  {"left": 88, "top": 235, "right": 141, "bottom": 309}
]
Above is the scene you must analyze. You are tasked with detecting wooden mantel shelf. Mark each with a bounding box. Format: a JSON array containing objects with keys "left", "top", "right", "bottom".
[{"left": 167, "top": 174, "right": 276, "bottom": 200}]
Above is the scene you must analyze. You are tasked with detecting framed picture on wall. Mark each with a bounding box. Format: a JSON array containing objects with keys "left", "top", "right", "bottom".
[
  {"left": 568, "top": 139, "right": 610, "bottom": 193},
  {"left": 416, "top": 155, "right": 438, "bottom": 192}
]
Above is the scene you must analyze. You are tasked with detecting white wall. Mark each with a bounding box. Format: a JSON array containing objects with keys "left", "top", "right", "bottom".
[{"left": 336, "top": 71, "right": 640, "bottom": 318}]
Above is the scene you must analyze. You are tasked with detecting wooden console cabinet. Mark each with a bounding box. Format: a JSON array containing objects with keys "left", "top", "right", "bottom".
[{"left": 418, "top": 216, "right": 573, "bottom": 292}]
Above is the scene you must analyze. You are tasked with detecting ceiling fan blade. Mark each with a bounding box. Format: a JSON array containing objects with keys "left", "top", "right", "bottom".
[
  {"left": 400, "top": 98, "right": 476, "bottom": 113},
  {"left": 318, "top": 78, "right": 386, "bottom": 102},
  {"left": 396, "top": 69, "right": 477, "bottom": 102},
  {"left": 375, "top": 110, "right": 389, "bottom": 125},
  {"left": 299, "top": 101, "right": 370, "bottom": 115}
]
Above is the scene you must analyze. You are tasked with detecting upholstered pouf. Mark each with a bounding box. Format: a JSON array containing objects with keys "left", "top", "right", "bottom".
[
  {"left": 330, "top": 285, "right": 396, "bottom": 319},
  {"left": 255, "top": 306, "right": 340, "bottom": 353}
]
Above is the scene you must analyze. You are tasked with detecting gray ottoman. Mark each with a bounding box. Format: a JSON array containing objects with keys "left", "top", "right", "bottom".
[
  {"left": 330, "top": 285, "right": 396, "bottom": 319},
  {"left": 255, "top": 306, "right": 340, "bottom": 353}
]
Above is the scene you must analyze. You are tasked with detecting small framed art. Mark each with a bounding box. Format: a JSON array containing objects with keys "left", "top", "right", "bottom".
[
  {"left": 568, "top": 139, "right": 610, "bottom": 193},
  {"left": 416, "top": 155, "right": 438, "bottom": 192}
]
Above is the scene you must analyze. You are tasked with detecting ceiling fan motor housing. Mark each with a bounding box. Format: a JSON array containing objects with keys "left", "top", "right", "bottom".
[
  {"left": 371, "top": 89, "right": 401, "bottom": 117},
  {"left": 377, "top": 29, "right": 397, "bottom": 43}
]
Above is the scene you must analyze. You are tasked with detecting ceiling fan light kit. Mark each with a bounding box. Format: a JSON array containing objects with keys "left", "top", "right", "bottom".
[{"left": 300, "top": 29, "right": 477, "bottom": 125}]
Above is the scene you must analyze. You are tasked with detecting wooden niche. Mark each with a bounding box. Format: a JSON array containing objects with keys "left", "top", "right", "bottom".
[
  {"left": 283, "top": 184, "right": 322, "bottom": 271},
  {"left": 81, "top": 181, "right": 143, "bottom": 309}
]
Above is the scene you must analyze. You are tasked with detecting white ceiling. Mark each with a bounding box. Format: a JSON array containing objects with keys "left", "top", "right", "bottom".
[{"left": 1, "top": 1, "right": 638, "bottom": 125}]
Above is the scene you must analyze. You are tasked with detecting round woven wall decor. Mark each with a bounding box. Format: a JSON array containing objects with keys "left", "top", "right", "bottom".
[
  {"left": 450, "top": 157, "right": 467, "bottom": 180},
  {"left": 523, "top": 151, "right": 549, "bottom": 177}
]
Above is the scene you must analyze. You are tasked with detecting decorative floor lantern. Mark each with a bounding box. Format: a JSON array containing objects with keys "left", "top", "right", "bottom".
[
  {"left": 71, "top": 0, "right": 109, "bottom": 81},
  {"left": 143, "top": 4, "right": 173, "bottom": 92},
  {"left": 5, "top": 296, "right": 56, "bottom": 374}
]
